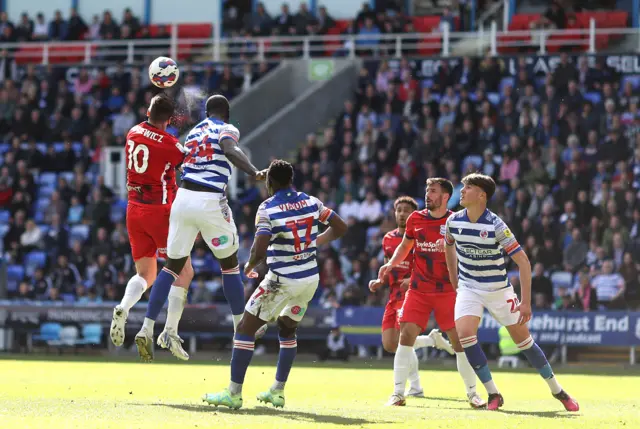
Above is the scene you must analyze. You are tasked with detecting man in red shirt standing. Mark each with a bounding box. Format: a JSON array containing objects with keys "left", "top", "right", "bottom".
[
  {"left": 378, "top": 178, "right": 485, "bottom": 408},
  {"left": 110, "top": 94, "right": 194, "bottom": 360},
  {"left": 370, "top": 196, "right": 453, "bottom": 398}
]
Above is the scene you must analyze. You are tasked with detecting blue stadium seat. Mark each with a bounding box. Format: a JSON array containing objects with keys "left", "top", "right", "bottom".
[
  {"left": 0, "top": 224, "right": 8, "bottom": 238},
  {"left": 70, "top": 224, "right": 90, "bottom": 242},
  {"left": 0, "top": 209, "right": 10, "bottom": 223},
  {"left": 584, "top": 92, "right": 601, "bottom": 105},
  {"left": 621, "top": 75, "right": 640, "bottom": 90},
  {"left": 25, "top": 251, "right": 47, "bottom": 277},
  {"left": 36, "top": 143, "right": 47, "bottom": 153},
  {"left": 487, "top": 92, "right": 500, "bottom": 105},
  {"left": 35, "top": 197, "right": 50, "bottom": 212},
  {"left": 79, "top": 324, "right": 102, "bottom": 345},
  {"left": 535, "top": 77, "right": 546, "bottom": 89},
  {"left": 38, "top": 186, "right": 55, "bottom": 198},
  {"left": 0, "top": 143, "right": 9, "bottom": 155},
  {"left": 53, "top": 142, "right": 65, "bottom": 152},
  {"left": 72, "top": 142, "right": 83, "bottom": 153},
  {"left": 38, "top": 224, "right": 50, "bottom": 236},
  {"left": 421, "top": 79, "right": 434, "bottom": 89},
  {"left": 7, "top": 264, "right": 25, "bottom": 281},
  {"left": 110, "top": 199, "right": 127, "bottom": 223},
  {"left": 499, "top": 77, "right": 515, "bottom": 93},
  {"left": 38, "top": 172, "right": 57, "bottom": 186},
  {"left": 59, "top": 171, "right": 75, "bottom": 184},
  {"left": 32, "top": 323, "right": 62, "bottom": 342},
  {"left": 61, "top": 294, "right": 76, "bottom": 303}
]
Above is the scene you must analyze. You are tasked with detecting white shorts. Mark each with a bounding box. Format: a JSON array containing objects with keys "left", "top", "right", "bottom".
[
  {"left": 454, "top": 285, "right": 520, "bottom": 327},
  {"left": 245, "top": 274, "right": 318, "bottom": 323},
  {"left": 166, "top": 188, "right": 239, "bottom": 260}
]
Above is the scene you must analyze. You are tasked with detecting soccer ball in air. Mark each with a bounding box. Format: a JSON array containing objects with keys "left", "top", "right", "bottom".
[{"left": 149, "top": 56, "right": 180, "bottom": 89}]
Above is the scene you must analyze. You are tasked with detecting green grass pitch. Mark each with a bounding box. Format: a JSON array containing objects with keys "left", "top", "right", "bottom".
[{"left": 0, "top": 356, "right": 638, "bottom": 429}]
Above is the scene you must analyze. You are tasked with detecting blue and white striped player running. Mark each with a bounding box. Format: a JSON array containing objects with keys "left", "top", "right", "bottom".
[
  {"left": 203, "top": 159, "right": 348, "bottom": 410},
  {"left": 444, "top": 173, "right": 579, "bottom": 412}
]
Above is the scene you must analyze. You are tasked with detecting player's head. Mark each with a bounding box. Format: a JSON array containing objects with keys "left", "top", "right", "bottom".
[
  {"left": 460, "top": 173, "right": 495, "bottom": 209},
  {"left": 393, "top": 196, "right": 418, "bottom": 229},
  {"left": 425, "top": 178, "right": 453, "bottom": 211},
  {"left": 206, "top": 94, "right": 230, "bottom": 122},
  {"left": 147, "top": 93, "right": 175, "bottom": 129},
  {"left": 266, "top": 159, "right": 294, "bottom": 195}
]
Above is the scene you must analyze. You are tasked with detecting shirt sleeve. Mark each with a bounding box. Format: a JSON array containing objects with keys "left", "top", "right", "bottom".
[
  {"left": 219, "top": 124, "right": 240, "bottom": 144},
  {"left": 494, "top": 215, "right": 521, "bottom": 256},
  {"left": 170, "top": 138, "right": 187, "bottom": 164},
  {"left": 314, "top": 196, "right": 334, "bottom": 225},
  {"left": 404, "top": 213, "right": 416, "bottom": 240},
  {"left": 444, "top": 214, "right": 455, "bottom": 245},
  {"left": 255, "top": 203, "right": 272, "bottom": 236}
]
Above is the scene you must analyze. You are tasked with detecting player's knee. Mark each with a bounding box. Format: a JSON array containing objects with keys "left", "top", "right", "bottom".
[
  {"left": 165, "top": 257, "right": 188, "bottom": 275},
  {"left": 219, "top": 253, "right": 238, "bottom": 271},
  {"left": 382, "top": 338, "right": 398, "bottom": 353},
  {"left": 277, "top": 316, "right": 298, "bottom": 338}
]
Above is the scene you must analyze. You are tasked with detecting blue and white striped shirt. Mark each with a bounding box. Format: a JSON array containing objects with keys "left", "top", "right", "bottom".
[
  {"left": 445, "top": 209, "right": 522, "bottom": 291},
  {"left": 182, "top": 118, "right": 239, "bottom": 193},
  {"left": 255, "top": 189, "right": 333, "bottom": 285}
]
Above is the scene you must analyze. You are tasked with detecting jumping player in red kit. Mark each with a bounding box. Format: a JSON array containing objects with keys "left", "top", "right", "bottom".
[
  {"left": 378, "top": 178, "right": 486, "bottom": 408},
  {"left": 110, "top": 93, "right": 194, "bottom": 359}
]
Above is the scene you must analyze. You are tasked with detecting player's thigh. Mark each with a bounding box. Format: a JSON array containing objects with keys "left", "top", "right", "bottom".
[
  {"left": 454, "top": 287, "right": 484, "bottom": 338},
  {"left": 432, "top": 292, "right": 457, "bottom": 333},
  {"left": 482, "top": 286, "right": 521, "bottom": 327},
  {"left": 148, "top": 205, "right": 172, "bottom": 259},
  {"left": 245, "top": 278, "right": 291, "bottom": 323},
  {"left": 166, "top": 203, "right": 199, "bottom": 259},
  {"left": 199, "top": 205, "right": 239, "bottom": 260},
  {"left": 279, "top": 280, "right": 318, "bottom": 322},
  {"left": 398, "top": 289, "right": 433, "bottom": 333},
  {"left": 174, "top": 256, "right": 194, "bottom": 288}
]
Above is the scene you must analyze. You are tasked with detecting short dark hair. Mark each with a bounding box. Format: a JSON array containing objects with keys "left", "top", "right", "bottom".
[
  {"left": 148, "top": 93, "right": 175, "bottom": 123},
  {"left": 267, "top": 159, "right": 294, "bottom": 188},
  {"left": 206, "top": 94, "right": 230, "bottom": 120},
  {"left": 394, "top": 196, "right": 418, "bottom": 211},
  {"left": 462, "top": 173, "right": 496, "bottom": 200},
  {"left": 426, "top": 177, "right": 454, "bottom": 197}
]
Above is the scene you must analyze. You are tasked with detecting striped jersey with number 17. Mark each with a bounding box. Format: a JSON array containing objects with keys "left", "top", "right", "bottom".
[
  {"left": 255, "top": 188, "right": 334, "bottom": 285},
  {"left": 182, "top": 117, "right": 239, "bottom": 193}
]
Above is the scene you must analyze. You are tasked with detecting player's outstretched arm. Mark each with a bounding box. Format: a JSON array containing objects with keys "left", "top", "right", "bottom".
[
  {"left": 378, "top": 236, "right": 413, "bottom": 281},
  {"left": 510, "top": 250, "right": 532, "bottom": 325},
  {"left": 244, "top": 234, "right": 270, "bottom": 277},
  {"left": 219, "top": 138, "right": 260, "bottom": 178},
  {"left": 316, "top": 211, "right": 348, "bottom": 246}
]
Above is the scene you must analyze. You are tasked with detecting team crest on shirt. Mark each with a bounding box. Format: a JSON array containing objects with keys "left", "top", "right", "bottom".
[
  {"left": 291, "top": 306, "right": 305, "bottom": 316},
  {"left": 480, "top": 230, "right": 488, "bottom": 239},
  {"left": 440, "top": 225, "right": 446, "bottom": 236}
]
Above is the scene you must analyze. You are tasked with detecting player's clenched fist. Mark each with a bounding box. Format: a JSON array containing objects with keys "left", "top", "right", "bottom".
[
  {"left": 369, "top": 279, "right": 383, "bottom": 292},
  {"left": 378, "top": 263, "right": 392, "bottom": 282},
  {"left": 255, "top": 169, "right": 268, "bottom": 181}
]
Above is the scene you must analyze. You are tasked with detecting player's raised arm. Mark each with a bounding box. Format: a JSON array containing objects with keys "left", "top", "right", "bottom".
[
  {"left": 443, "top": 215, "right": 459, "bottom": 290},
  {"left": 316, "top": 201, "right": 347, "bottom": 246},
  {"left": 218, "top": 130, "right": 262, "bottom": 179}
]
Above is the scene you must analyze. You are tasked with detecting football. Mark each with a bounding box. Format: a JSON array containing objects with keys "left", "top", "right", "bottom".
[{"left": 149, "top": 56, "right": 180, "bottom": 89}]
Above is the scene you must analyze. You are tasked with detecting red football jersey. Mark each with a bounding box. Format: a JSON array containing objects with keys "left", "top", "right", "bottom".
[
  {"left": 405, "top": 209, "right": 454, "bottom": 294},
  {"left": 125, "top": 122, "right": 185, "bottom": 206},
  {"left": 382, "top": 228, "right": 412, "bottom": 303}
]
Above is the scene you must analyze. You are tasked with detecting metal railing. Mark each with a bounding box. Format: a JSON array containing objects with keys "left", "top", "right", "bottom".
[{"left": 0, "top": 19, "right": 635, "bottom": 64}]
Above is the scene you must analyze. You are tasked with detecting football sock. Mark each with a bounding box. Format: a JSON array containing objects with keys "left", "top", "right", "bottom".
[
  {"left": 119, "top": 274, "right": 147, "bottom": 313},
  {"left": 142, "top": 317, "right": 155, "bottom": 334},
  {"left": 274, "top": 336, "right": 297, "bottom": 390},
  {"left": 461, "top": 336, "right": 499, "bottom": 394},
  {"left": 456, "top": 351, "right": 478, "bottom": 394},
  {"left": 408, "top": 349, "right": 422, "bottom": 392},
  {"left": 222, "top": 266, "right": 245, "bottom": 330},
  {"left": 145, "top": 268, "right": 178, "bottom": 321},
  {"left": 413, "top": 335, "right": 435, "bottom": 349},
  {"left": 517, "top": 336, "right": 562, "bottom": 394},
  {"left": 229, "top": 333, "right": 255, "bottom": 395},
  {"left": 393, "top": 345, "right": 413, "bottom": 395},
  {"left": 165, "top": 286, "right": 188, "bottom": 332}
]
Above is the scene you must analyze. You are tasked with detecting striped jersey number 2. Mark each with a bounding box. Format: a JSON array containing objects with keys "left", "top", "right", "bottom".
[
  {"left": 286, "top": 217, "right": 314, "bottom": 253},
  {"left": 127, "top": 140, "right": 149, "bottom": 173}
]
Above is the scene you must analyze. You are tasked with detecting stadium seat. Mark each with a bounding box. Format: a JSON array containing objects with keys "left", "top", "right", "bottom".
[
  {"left": 70, "top": 224, "right": 90, "bottom": 243},
  {"left": 38, "top": 186, "right": 55, "bottom": 198},
  {"left": 59, "top": 171, "right": 75, "bottom": 184},
  {"left": 584, "top": 92, "right": 601, "bottom": 105},
  {"left": 53, "top": 143, "right": 65, "bottom": 152},
  {"left": 79, "top": 324, "right": 103, "bottom": 345},
  {"left": 36, "top": 143, "right": 47, "bottom": 153},
  {"left": 32, "top": 323, "right": 62, "bottom": 342},
  {"left": 0, "top": 210, "right": 10, "bottom": 224},
  {"left": 25, "top": 251, "right": 47, "bottom": 277},
  {"left": 48, "top": 325, "right": 80, "bottom": 346},
  {"left": 35, "top": 197, "right": 50, "bottom": 213},
  {"left": 7, "top": 264, "right": 25, "bottom": 281},
  {"left": 621, "top": 75, "right": 640, "bottom": 90},
  {"left": 551, "top": 271, "right": 573, "bottom": 292},
  {"left": 487, "top": 92, "right": 500, "bottom": 105},
  {"left": 38, "top": 172, "right": 57, "bottom": 186},
  {"left": 0, "top": 224, "right": 9, "bottom": 238},
  {"left": 61, "top": 294, "right": 76, "bottom": 303},
  {"left": 499, "top": 77, "right": 515, "bottom": 94}
]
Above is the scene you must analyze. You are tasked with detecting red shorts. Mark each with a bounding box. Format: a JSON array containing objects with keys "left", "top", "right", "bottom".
[
  {"left": 381, "top": 300, "right": 402, "bottom": 331},
  {"left": 126, "top": 203, "right": 171, "bottom": 261},
  {"left": 399, "top": 289, "right": 456, "bottom": 332}
]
